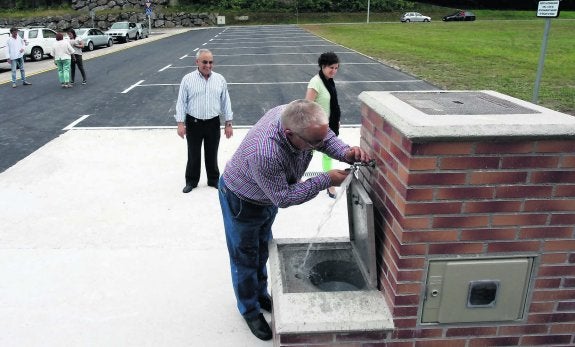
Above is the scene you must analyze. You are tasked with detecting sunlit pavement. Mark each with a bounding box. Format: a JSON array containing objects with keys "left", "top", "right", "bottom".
[{"left": 0, "top": 126, "right": 359, "bottom": 346}]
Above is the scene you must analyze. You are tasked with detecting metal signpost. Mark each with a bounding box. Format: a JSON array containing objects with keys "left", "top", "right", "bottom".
[
  {"left": 367, "top": 0, "right": 370, "bottom": 23},
  {"left": 533, "top": 0, "right": 560, "bottom": 104},
  {"left": 145, "top": 2, "right": 152, "bottom": 34}
]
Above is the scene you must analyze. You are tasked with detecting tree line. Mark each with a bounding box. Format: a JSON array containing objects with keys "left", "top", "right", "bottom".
[{"left": 1, "top": 0, "right": 573, "bottom": 11}]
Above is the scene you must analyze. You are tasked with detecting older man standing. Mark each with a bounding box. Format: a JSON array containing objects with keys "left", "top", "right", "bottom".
[
  {"left": 5, "top": 27, "right": 32, "bottom": 88},
  {"left": 218, "top": 99, "right": 371, "bottom": 340},
  {"left": 175, "top": 48, "right": 233, "bottom": 193}
]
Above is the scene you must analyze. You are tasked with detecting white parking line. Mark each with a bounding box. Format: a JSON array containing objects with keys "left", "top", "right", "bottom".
[
  {"left": 121, "top": 80, "right": 144, "bottom": 94},
  {"left": 213, "top": 51, "right": 353, "bottom": 57},
  {"left": 158, "top": 64, "right": 172, "bottom": 72},
  {"left": 208, "top": 44, "right": 336, "bottom": 50},
  {"left": 166, "top": 62, "right": 380, "bottom": 69},
  {"left": 212, "top": 36, "right": 317, "bottom": 41},
  {"left": 64, "top": 124, "right": 361, "bottom": 130},
  {"left": 210, "top": 39, "right": 324, "bottom": 45},
  {"left": 133, "top": 80, "right": 422, "bottom": 87},
  {"left": 63, "top": 115, "right": 91, "bottom": 130}
]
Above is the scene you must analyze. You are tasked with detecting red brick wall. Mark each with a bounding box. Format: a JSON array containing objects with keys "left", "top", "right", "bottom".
[{"left": 358, "top": 103, "right": 575, "bottom": 346}]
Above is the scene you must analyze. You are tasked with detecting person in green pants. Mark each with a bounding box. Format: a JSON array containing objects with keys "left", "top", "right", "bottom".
[{"left": 51, "top": 32, "right": 75, "bottom": 88}]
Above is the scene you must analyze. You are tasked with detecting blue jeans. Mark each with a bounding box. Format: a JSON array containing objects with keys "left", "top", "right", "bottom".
[
  {"left": 10, "top": 57, "right": 26, "bottom": 84},
  {"left": 218, "top": 176, "right": 278, "bottom": 319}
]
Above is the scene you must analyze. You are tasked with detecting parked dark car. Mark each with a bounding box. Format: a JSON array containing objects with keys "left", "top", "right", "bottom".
[{"left": 442, "top": 10, "right": 476, "bottom": 22}]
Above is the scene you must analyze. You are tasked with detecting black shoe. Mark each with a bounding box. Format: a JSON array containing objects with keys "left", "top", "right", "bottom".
[
  {"left": 244, "top": 314, "right": 272, "bottom": 341},
  {"left": 182, "top": 184, "right": 196, "bottom": 193},
  {"left": 23, "top": 81, "right": 32, "bottom": 86},
  {"left": 258, "top": 295, "right": 272, "bottom": 312},
  {"left": 207, "top": 181, "right": 218, "bottom": 188}
]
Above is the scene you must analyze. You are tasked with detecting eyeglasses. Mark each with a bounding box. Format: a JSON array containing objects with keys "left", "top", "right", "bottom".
[
  {"left": 201, "top": 60, "right": 214, "bottom": 65},
  {"left": 292, "top": 132, "right": 324, "bottom": 149}
]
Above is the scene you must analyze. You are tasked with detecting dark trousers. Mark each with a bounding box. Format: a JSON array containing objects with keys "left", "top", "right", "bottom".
[
  {"left": 71, "top": 54, "right": 86, "bottom": 83},
  {"left": 185, "top": 115, "right": 221, "bottom": 186}
]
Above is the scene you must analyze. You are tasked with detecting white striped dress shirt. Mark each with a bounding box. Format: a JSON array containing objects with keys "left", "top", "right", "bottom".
[{"left": 174, "top": 69, "right": 233, "bottom": 122}]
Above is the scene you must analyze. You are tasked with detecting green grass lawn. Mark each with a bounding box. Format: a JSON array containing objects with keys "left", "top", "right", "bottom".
[{"left": 303, "top": 19, "right": 575, "bottom": 115}]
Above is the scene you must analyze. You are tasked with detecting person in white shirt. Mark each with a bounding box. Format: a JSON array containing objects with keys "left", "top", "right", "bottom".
[
  {"left": 174, "top": 49, "right": 234, "bottom": 193},
  {"left": 67, "top": 29, "right": 87, "bottom": 85},
  {"left": 5, "top": 27, "right": 32, "bottom": 88},
  {"left": 51, "top": 32, "right": 75, "bottom": 88}
]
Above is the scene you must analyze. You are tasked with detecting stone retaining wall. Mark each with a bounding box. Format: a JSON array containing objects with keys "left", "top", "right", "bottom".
[{"left": 0, "top": 0, "right": 217, "bottom": 31}]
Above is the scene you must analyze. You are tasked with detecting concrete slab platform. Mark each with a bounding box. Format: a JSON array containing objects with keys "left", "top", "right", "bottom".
[{"left": 0, "top": 127, "right": 360, "bottom": 346}]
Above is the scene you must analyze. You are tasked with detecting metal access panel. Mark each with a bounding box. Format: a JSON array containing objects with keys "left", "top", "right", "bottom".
[
  {"left": 347, "top": 176, "right": 377, "bottom": 289},
  {"left": 421, "top": 258, "right": 534, "bottom": 324}
]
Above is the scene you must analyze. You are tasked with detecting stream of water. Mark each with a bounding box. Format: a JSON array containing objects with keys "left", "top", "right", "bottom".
[{"left": 296, "top": 170, "right": 356, "bottom": 275}]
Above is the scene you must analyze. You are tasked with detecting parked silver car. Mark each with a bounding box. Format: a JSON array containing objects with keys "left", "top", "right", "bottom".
[
  {"left": 76, "top": 28, "right": 113, "bottom": 51},
  {"left": 135, "top": 23, "right": 149, "bottom": 39},
  {"left": 105, "top": 21, "right": 139, "bottom": 43},
  {"left": 400, "top": 12, "right": 431, "bottom": 23}
]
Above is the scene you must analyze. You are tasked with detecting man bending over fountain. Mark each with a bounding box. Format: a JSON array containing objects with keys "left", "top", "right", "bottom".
[{"left": 218, "top": 99, "right": 371, "bottom": 341}]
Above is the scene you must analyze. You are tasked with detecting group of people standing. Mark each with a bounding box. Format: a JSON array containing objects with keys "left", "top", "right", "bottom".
[
  {"left": 51, "top": 29, "right": 87, "bottom": 88},
  {"left": 4, "top": 27, "right": 87, "bottom": 89},
  {"left": 174, "top": 49, "right": 370, "bottom": 341}
]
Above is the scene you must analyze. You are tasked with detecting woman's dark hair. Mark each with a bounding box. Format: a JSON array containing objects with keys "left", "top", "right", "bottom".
[
  {"left": 68, "top": 29, "right": 77, "bottom": 39},
  {"left": 318, "top": 52, "right": 339, "bottom": 67},
  {"left": 56, "top": 32, "right": 64, "bottom": 41}
]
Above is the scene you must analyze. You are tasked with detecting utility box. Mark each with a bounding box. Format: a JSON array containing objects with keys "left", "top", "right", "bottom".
[
  {"left": 217, "top": 16, "right": 226, "bottom": 25},
  {"left": 421, "top": 257, "right": 534, "bottom": 324}
]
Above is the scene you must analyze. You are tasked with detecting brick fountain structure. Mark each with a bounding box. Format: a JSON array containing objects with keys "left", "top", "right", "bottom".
[{"left": 271, "top": 90, "right": 575, "bottom": 346}]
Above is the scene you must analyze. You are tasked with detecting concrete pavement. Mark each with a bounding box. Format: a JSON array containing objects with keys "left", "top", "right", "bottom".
[{"left": 0, "top": 126, "right": 359, "bottom": 346}]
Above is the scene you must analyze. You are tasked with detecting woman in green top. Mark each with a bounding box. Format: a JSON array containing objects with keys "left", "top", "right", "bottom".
[{"left": 305, "top": 52, "right": 341, "bottom": 198}]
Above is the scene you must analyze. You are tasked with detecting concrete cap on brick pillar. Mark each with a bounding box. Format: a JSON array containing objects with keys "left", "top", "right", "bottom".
[{"left": 359, "top": 90, "right": 575, "bottom": 141}]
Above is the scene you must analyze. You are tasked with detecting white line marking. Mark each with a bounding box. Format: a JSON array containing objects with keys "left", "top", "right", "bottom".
[
  {"left": 135, "top": 80, "right": 422, "bottom": 87},
  {"left": 68, "top": 124, "right": 362, "bottom": 131},
  {"left": 63, "top": 114, "right": 90, "bottom": 130},
  {"left": 213, "top": 51, "right": 353, "bottom": 57},
  {"left": 179, "top": 54, "right": 187, "bottom": 59},
  {"left": 168, "top": 62, "right": 379, "bottom": 68},
  {"left": 210, "top": 40, "right": 324, "bottom": 45},
  {"left": 208, "top": 44, "right": 335, "bottom": 50},
  {"left": 158, "top": 64, "right": 172, "bottom": 72},
  {"left": 202, "top": 42, "right": 207, "bottom": 46},
  {"left": 212, "top": 36, "right": 317, "bottom": 41},
  {"left": 121, "top": 80, "right": 144, "bottom": 93}
]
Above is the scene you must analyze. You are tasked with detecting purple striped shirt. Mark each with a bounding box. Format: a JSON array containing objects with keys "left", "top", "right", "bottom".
[{"left": 222, "top": 104, "right": 351, "bottom": 208}]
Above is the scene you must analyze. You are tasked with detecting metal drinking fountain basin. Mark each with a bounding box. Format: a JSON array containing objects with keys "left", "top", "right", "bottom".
[{"left": 268, "top": 175, "right": 393, "bottom": 334}]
